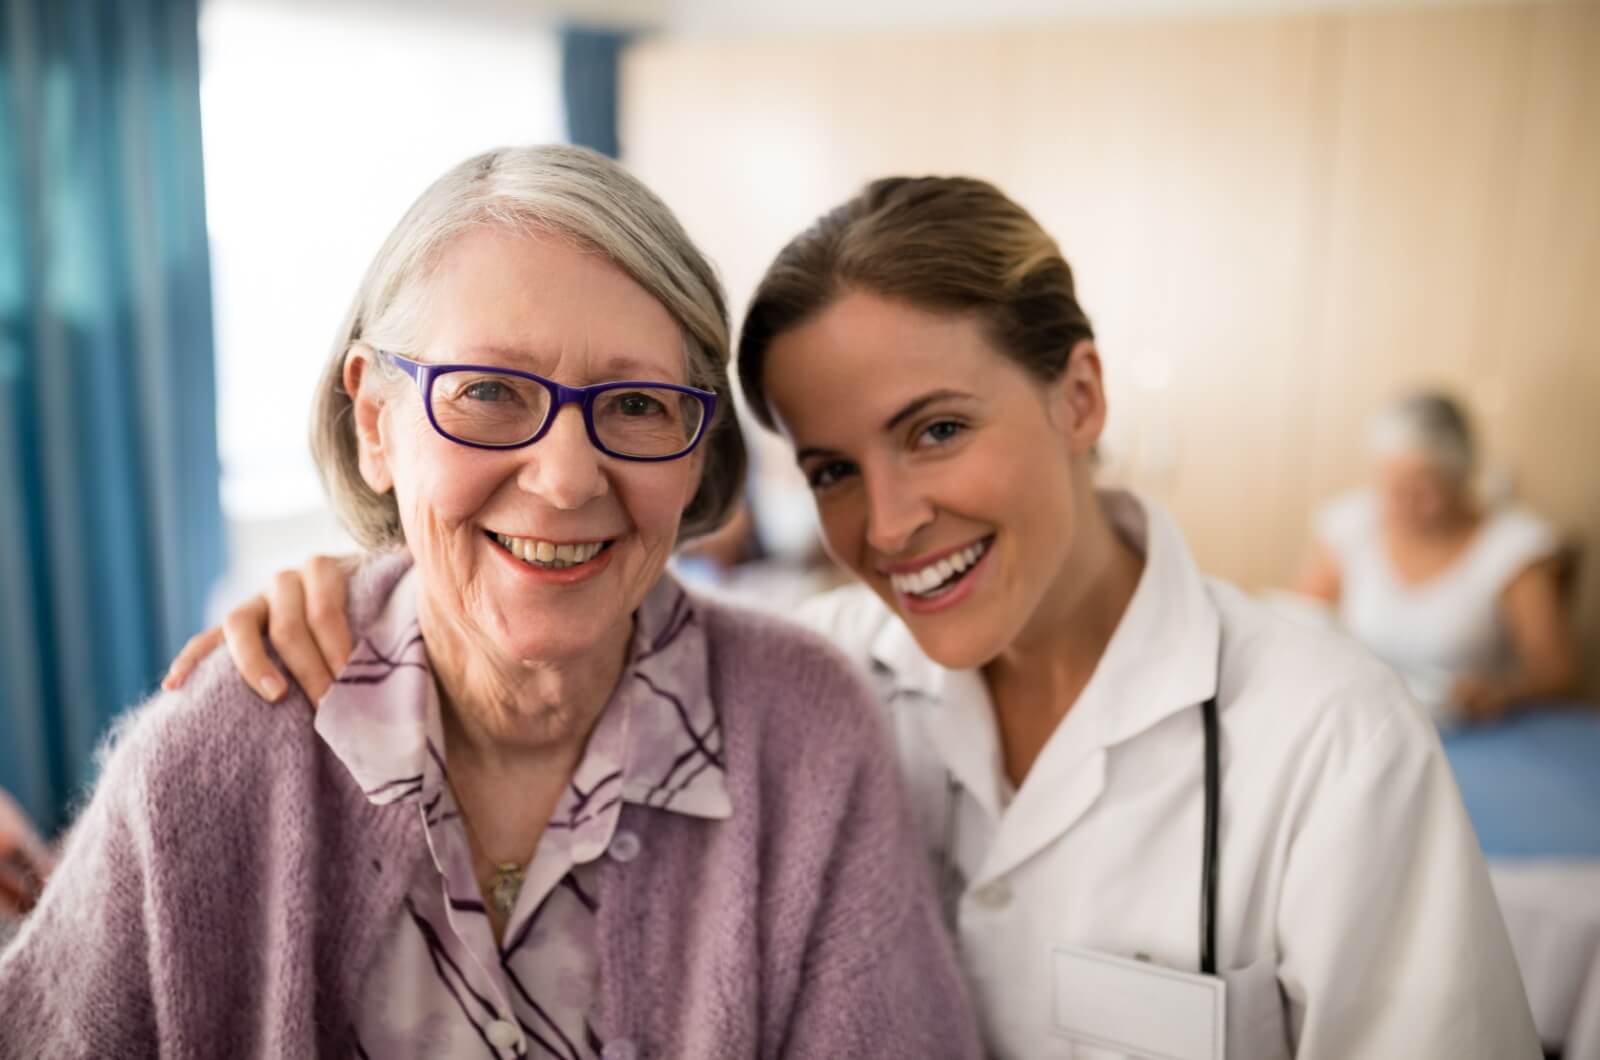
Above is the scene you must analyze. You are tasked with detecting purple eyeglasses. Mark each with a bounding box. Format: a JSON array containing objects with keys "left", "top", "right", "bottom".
[{"left": 379, "top": 350, "right": 717, "bottom": 462}]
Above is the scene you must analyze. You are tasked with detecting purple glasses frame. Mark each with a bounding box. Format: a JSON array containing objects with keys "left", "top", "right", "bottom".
[{"left": 379, "top": 350, "right": 717, "bottom": 462}]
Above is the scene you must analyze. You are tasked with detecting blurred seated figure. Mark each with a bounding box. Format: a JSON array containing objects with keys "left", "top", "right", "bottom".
[
  {"left": 1295, "top": 391, "right": 1581, "bottom": 726},
  {"left": 0, "top": 788, "right": 52, "bottom": 925},
  {"left": 671, "top": 480, "right": 844, "bottom": 614}
]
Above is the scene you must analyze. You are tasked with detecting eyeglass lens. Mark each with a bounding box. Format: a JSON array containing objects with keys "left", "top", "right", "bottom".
[{"left": 429, "top": 371, "right": 705, "bottom": 457}]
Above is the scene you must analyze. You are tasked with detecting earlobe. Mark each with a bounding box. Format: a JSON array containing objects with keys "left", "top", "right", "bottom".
[{"left": 344, "top": 347, "right": 394, "bottom": 494}]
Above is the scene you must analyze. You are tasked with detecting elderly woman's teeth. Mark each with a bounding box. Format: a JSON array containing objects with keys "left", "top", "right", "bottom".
[
  {"left": 494, "top": 533, "right": 606, "bottom": 570},
  {"left": 890, "top": 539, "right": 989, "bottom": 598}
]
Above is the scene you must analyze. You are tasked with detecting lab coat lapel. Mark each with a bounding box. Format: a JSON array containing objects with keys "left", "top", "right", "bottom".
[
  {"left": 977, "top": 745, "right": 1108, "bottom": 886},
  {"left": 977, "top": 493, "right": 1223, "bottom": 884}
]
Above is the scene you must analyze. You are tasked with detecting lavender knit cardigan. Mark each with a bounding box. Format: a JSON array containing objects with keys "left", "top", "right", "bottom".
[{"left": 0, "top": 556, "right": 982, "bottom": 1059}]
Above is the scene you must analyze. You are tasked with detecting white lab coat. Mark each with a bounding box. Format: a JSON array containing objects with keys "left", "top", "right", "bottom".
[{"left": 799, "top": 491, "right": 1538, "bottom": 1059}]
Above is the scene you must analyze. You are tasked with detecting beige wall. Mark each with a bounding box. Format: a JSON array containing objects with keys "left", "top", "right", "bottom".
[{"left": 622, "top": 3, "right": 1600, "bottom": 692}]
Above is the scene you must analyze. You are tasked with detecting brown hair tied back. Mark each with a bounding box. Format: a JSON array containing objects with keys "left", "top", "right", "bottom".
[{"left": 737, "top": 176, "right": 1095, "bottom": 428}]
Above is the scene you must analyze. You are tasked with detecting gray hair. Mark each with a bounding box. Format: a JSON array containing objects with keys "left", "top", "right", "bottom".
[
  {"left": 311, "top": 145, "right": 746, "bottom": 549},
  {"left": 1367, "top": 391, "right": 1477, "bottom": 483}
]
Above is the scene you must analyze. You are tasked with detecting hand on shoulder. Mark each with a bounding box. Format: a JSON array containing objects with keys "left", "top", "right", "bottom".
[{"left": 163, "top": 553, "right": 362, "bottom": 705}]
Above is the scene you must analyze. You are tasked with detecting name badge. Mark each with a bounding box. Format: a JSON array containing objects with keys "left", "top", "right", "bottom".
[{"left": 1051, "top": 945, "right": 1226, "bottom": 1060}]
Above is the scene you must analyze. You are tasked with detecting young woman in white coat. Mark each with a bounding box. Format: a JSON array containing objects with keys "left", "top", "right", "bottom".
[{"left": 166, "top": 175, "right": 1538, "bottom": 1059}]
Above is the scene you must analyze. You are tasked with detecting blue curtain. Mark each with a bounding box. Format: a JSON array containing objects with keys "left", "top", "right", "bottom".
[
  {"left": 0, "top": 0, "right": 223, "bottom": 834},
  {"left": 560, "top": 25, "right": 630, "bottom": 159}
]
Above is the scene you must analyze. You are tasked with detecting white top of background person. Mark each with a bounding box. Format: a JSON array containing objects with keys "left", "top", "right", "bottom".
[{"left": 1296, "top": 391, "right": 1580, "bottom": 726}]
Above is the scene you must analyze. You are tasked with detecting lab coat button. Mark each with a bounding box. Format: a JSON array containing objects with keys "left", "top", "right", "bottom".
[
  {"left": 974, "top": 880, "right": 1012, "bottom": 909},
  {"left": 608, "top": 829, "right": 642, "bottom": 863},
  {"left": 486, "top": 1019, "right": 522, "bottom": 1050},
  {"left": 602, "top": 1039, "right": 638, "bottom": 1060}
]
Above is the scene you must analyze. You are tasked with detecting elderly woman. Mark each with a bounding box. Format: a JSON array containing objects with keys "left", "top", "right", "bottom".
[
  {"left": 0, "top": 146, "right": 979, "bottom": 1058},
  {"left": 1295, "top": 391, "right": 1581, "bottom": 726}
]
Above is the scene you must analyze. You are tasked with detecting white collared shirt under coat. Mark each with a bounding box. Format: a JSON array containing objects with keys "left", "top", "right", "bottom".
[{"left": 800, "top": 490, "right": 1537, "bottom": 1059}]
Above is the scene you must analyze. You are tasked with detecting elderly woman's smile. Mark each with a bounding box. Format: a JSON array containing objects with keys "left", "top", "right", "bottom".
[
  {"left": 349, "top": 228, "right": 704, "bottom": 675},
  {"left": 488, "top": 532, "right": 609, "bottom": 572}
]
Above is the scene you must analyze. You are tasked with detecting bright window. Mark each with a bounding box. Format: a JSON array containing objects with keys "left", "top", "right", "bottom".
[{"left": 200, "top": 0, "right": 563, "bottom": 523}]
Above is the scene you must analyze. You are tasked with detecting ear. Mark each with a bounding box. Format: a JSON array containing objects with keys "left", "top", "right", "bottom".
[
  {"left": 344, "top": 346, "right": 394, "bottom": 494},
  {"left": 1046, "top": 339, "right": 1108, "bottom": 457}
]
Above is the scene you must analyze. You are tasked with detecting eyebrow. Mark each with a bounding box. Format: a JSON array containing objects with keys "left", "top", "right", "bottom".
[
  {"left": 883, "top": 389, "right": 975, "bottom": 432},
  {"left": 794, "top": 389, "right": 976, "bottom": 465},
  {"left": 456, "top": 344, "right": 536, "bottom": 364},
  {"left": 457, "top": 345, "right": 675, "bottom": 380},
  {"left": 794, "top": 445, "right": 840, "bottom": 465}
]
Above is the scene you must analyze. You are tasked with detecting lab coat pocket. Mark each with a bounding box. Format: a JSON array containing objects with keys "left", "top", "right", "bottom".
[
  {"left": 1221, "top": 953, "right": 1291, "bottom": 1060},
  {"left": 1050, "top": 946, "right": 1225, "bottom": 1059}
]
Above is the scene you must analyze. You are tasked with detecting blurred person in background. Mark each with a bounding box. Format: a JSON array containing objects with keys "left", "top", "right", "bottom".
[
  {"left": 0, "top": 146, "right": 978, "bottom": 1058},
  {"left": 170, "top": 175, "right": 1538, "bottom": 1059},
  {"left": 1295, "top": 391, "right": 1581, "bottom": 727},
  {"left": 0, "top": 789, "right": 52, "bottom": 929},
  {"left": 671, "top": 482, "right": 844, "bottom": 613}
]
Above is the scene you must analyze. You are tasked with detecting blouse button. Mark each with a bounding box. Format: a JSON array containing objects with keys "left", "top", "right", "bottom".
[
  {"left": 602, "top": 1038, "right": 639, "bottom": 1060},
  {"left": 485, "top": 1019, "right": 522, "bottom": 1050},
  {"left": 607, "top": 829, "right": 642, "bottom": 864}
]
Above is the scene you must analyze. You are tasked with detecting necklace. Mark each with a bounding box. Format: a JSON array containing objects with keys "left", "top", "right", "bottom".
[
  {"left": 444, "top": 774, "right": 525, "bottom": 918},
  {"left": 486, "top": 863, "right": 525, "bottom": 919}
]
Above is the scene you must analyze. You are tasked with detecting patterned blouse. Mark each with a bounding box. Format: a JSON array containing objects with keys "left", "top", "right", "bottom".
[{"left": 315, "top": 569, "right": 732, "bottom": 1059}]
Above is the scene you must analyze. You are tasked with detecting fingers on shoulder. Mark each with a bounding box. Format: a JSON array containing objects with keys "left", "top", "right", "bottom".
[
  {"left": 162, "top": 627, "right": 226, "bottom": 689},
  {"left": 301, "top": 555, "right": 355, "bottom": 667},
  {"left": 221, "top": 596, "right": 287, "bottom": 700}
]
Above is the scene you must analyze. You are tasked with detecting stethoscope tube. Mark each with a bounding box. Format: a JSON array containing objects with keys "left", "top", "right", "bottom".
[{"left": 1199, "top": 695, "right": 1221, "bottom": 976}]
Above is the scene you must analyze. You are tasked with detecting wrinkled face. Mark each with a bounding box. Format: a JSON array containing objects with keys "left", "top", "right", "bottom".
[
  {"left": 763, "top": 291, "right": 1095, "bottom": 670},
  {"left": 350, "top": 229, "right": 703, "bottom": 665},
  {"left": 1376, "top": 450, "right": 1461, "bottom": 533}
]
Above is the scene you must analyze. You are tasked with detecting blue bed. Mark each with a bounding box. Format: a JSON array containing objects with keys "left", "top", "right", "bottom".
[
  {"left": 1442, "top": 706, "right": 1600, "bottom": 1059},
  {"left": 1444, "top": 707, "right": 1600, "bottom": 859}
]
